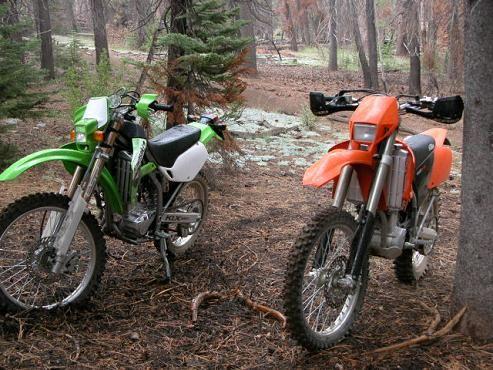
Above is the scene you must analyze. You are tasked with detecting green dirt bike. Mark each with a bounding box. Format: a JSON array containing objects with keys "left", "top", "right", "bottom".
[{"left": 0, "top": 88, "right": 226, "bottom": 312}]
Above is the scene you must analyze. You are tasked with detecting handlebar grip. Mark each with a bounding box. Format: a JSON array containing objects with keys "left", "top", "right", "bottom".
[
  {"left": 405, "top": 106, "right": 433, "bottom": 119},
  {"left": 149, "top": 102, "right": 174, "bottom": 112}
]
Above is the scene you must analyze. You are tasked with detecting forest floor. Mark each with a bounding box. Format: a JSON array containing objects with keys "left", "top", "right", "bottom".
[{"left": 0, "top": 56, "right": 491, "bottom": 369}]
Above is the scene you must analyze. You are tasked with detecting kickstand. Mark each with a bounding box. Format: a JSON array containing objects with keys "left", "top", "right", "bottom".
[{"left": 158, "top": 237, "right": 172, "bottom": 282}]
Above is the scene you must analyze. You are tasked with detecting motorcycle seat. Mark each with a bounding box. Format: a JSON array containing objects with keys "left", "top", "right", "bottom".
[
  {"left": 148, "top": 125, "right": 201, "bottom": 168},
  {"left": 404, "top": 134, "right": 435, "bottom": 174}
]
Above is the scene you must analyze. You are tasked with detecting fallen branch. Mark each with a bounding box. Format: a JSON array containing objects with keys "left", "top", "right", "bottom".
[
  {"left": 191, "top": 291, "right": 225, "bottom": 322},
  {"left": 190, "top": 289, "right": 286, "bottom": 328},
  {"left": 234, "top": 289, "right": 286, "bottom": 328},
  {"left": 372, "top": 306, "right": 467, "bottom": 355}
]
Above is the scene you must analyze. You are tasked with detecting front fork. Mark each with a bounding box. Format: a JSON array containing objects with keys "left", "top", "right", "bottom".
[
  {"left": 338, "top": 132, "right": 397, "bottom": 284},
  {"left": 50, "top": 120, "right": 123, "bottom": 273}
]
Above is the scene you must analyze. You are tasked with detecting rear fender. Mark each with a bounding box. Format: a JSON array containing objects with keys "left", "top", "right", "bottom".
[
  {"left": 303, "top": 147, "right": 374, "bottom": 188},
  {"left": 0, "top": 144, "right": 123, "bottom": 214},
  {"left": 420, "top": 128, "right": 453, "bottom": 188}
]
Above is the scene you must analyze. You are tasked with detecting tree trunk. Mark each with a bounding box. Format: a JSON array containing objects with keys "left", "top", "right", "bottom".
[
  {"left": 452, "top": 0, "right": 493, "bottom": 341},
  {"left": 136, "top": 11, "right": 166, "bottom": 93},
  {"left": 135, "top": 0, "right": 148, "bottom": 46},
  {"left": 407, "top": 0, "right": 420, "bottom": 95},
  {"left": 283, "top": 0, "right": 298, "bottom": 52},
  {"left": 166, "top": 0, "right": 190, "bottom": 127},
  {"left": 366, "top": 0, "right": 379, "bottom": 89},
  {"left": 447, "top": 2, "right": 463, "bottom": 84},
  {"left": 31, "top": 0, "right": 40, "bottom": 37},
  {"left": 349, "top": 0, "right": 371, "bottom": 88},
  {"left": 90, "top": 0, "right": 110, "bottom": 65},
  {"left": 37, "top": 0, "right": 55, "bottom": 79},
  {"left": 328, "top": 0, "right": 337, "bottom": 71},
  {"left": 395, "top": 0, "right": 408, "bottom": 56},
  {"left": 67, "top": 0, "right": 78, "bottom": 32},
  {"left": 239, "top": 1, "right": 257, "bottom": 73},
  {"left": 295, "top": 0, "right": 311, "bottom": 45}
]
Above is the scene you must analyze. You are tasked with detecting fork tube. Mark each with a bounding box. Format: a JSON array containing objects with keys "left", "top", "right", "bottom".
[
  {"left": 67, "top": 166, "right": 84, "bottom": 199},
  {"left": 333, "top": 165, "right": 353, "bottom": 210},
  {"left": 347, "top": 132, "right": 397, "bottom": 279}
]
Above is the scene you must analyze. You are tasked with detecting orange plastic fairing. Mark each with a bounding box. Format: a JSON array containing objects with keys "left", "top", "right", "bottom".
[
  {"left": 303, "top": 149, "right": 374, "bottom": 188},
  {"left": 421, "top": 128, "right": 452, "bottom": 188}
]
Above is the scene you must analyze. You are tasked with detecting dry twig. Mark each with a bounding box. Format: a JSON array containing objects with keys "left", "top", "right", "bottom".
[
  {"left": 372, "top": 306, "right": 467, "bottom": 355},
  {"left": 190, "top": 289, "right": 286, "bottom": 328}
]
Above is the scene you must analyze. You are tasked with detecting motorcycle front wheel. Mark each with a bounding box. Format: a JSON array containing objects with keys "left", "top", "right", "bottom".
[
  {"left": 284, "top": 208, "right": 368, "bottom": 351},
  {"left": 0, "top": 193, "right": 106, "bottom": 312}
]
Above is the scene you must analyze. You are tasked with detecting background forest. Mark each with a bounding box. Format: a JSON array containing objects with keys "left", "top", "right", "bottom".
[{"left": 1, "top": 0, "right": 491, "bottom": 369}]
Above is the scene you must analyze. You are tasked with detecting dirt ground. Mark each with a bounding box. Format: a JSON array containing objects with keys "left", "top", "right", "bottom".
[{"left": 0, "top": 63, "right": 490, "bottom": 369}]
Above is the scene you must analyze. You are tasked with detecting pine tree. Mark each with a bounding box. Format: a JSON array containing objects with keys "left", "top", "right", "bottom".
[
  {"left": 149, "top": 0, "right": 251, "bottom": 126},
  {"left": 0, "top": 3, "right": 42, "bottom": 169},
  {"left": 0, "top": 5, "right": 41, "bottom": 117}
]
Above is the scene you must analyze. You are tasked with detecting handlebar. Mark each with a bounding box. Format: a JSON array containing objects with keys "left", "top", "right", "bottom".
[
  {"left": 310, "top": 90, "right": 463, "bottom": 124},
  {"left": 149, "top": 101, "right": 174, "bottom": 112}
]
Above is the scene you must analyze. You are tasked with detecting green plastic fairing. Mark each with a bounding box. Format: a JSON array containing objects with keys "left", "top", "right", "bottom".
[
  {"left": 0, "top": 144, "right": 124, "bottom": 214},
  {"left": 136, "top": 94, "right": 159, "bottom": 119},
  {"left": 188, "top": 122, "right": 221, "bottom": 144}
]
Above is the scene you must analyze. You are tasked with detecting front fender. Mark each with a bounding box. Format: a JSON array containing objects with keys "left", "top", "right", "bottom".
[
  {"left": 303, "top": 149, "right": 374, "bottom": 188},
  {"left": 0, "top": 145, "right": 123, "bottom": 214}
]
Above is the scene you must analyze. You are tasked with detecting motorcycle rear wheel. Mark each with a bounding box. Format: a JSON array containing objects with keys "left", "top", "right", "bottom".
[
  {"left": 154, "top": 173, "right": 209, "bottom": 257},
  {"left": 0, "top": 193, "right": 106, "bottom": 312},
  {"left": 284, "top": 208, "right": 369, "bottom": 351}
]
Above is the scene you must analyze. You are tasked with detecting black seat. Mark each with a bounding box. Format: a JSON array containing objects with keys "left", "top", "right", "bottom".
[
  {"left": 148, "top": 125, "right": 201, "bottom": 168},
  {"left": 404, "top": 134, "right": 435, "bottom": 171},
  {"left": 404, "top": 134, "right": 435, "bottom": 202}
]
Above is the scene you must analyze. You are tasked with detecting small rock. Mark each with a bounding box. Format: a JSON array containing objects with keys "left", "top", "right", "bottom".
[
  {"left": 130, "top": 332, "right": 140, "bottom": 341},
  {"left": 335, "top": 364, "right": 344, "bottom": 370},
  {"left": 1, "top": 118, "right": 20, "bottom": 126},
  {"left": 36, "top": 122, "right": 46, "bottom": 128}
]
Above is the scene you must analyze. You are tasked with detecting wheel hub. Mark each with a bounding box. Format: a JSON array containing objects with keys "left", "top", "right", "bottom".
[{"left": 324, "top": 256, "right": 350, "bottom": 308}]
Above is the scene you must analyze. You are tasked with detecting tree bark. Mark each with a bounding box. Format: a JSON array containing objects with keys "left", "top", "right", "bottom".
[
  {"left": 135, "top": 0, "right": 148, "bottom": 46},
  {"left": 166, "top": 0, "right": 190, "bottom": 127},
  {"left": 239, "top": 1, "right": 257, "bottom": 73},
  {"left": 283, "top": 0, "right": 298, "bottom": 52},
  {"left": 67, "top": 0, "right": 78, "bottom": 32},
  {"left": 90, "top": 0, "right": 110, "bottom": 65},
  {"left": 366, "top": 0, "right": 379, "bottom": 89},
  {"left": 447, "top": 1, "right": 463, "bottom": 84},
  {"left": 407, "top": 0, "right": 420, "bottom": 95},
  {"left": 349, "top": 0, "right": 371, "bottom": 88},
  {"left": 328, "top": 0, "right": 337, "bottom": 71},
  {"left": 452, "top": 0, "right": 493, "bottom": 341},
  {"left": 395, "top": 0, "right": 408, "bottom": 56},
  {"left": 37, "top": 0, "right": 55, "bottom": 79},
  {"left": 295, "top": 0, "right": 311, "bottom": 45}
]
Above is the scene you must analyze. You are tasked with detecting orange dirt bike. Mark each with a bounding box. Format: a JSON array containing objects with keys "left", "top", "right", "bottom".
[{"left": 283, "top": 90, "right": 463, "bottom": 351}]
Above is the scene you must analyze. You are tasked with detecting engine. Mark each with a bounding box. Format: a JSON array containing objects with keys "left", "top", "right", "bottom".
[{"left": 115, "top": 151, "right": 156, "bottom": 238}]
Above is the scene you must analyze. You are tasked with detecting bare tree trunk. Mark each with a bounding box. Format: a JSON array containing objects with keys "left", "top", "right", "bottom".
[
  {"left": 239, "top": 1, "right": 257, "bottom": 73},
  {"left": 31, "top": 0, "right": 40, "bottom": 37},
  {"left": 349, "top": 0, "right": 371, "bottom": 87},
  {"left": 366, "top": 0, "right": 379, "bottom": 89},
  {"left": 37, "top": 0, "right": 55, "bottom": 79},
  {"left": 135, "top": 0, "right": 148, "bottom": 46},
  {"left": 407, "top": 0, "right": 420, "bottom": 95},
  {"left": 395, "top": 0, "right": 408, "bottom": 56},
  {"left": 328, "top": 0, "right": 337, "bottom": 71},
  {"left": 67, "top": 0, "right": 78, "bottom": 32},
  {"left": 136, "top": 12, "right": 166, "bottom": 93},
  {"left": 166, "top": 0, "right": 190, "bottom": 127},
  {"left": 452, "top": 0, "right": 493, "bottom": 341},
  {"left": 295, "top": 0, "right": 311, "bottom": 45},
  {"left": 447, "top": 2, "right": 463, "bottom": 85},
  {"left": 283, "top": 0, "right": 298, "bottom": 52},
  {"left": 90, "top": 0, "right": 110, "bottom": 65}
]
